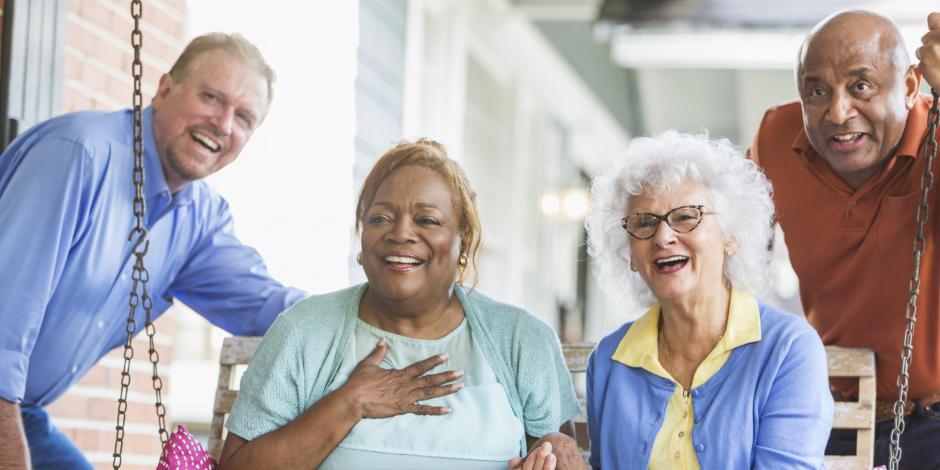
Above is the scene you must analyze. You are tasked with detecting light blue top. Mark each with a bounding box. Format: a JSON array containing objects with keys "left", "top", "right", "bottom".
[
  {"left": 586, "top": 300, "right": 833, "bottom": 469},
  {"left": 0, "top": 107, "right": 305, "bottom": 405},
  {"left": 319, "top": 318, "right": 523, "bottom": 469},
  {"left": 226, "top": 283, "right": 579, "bottom": 458}
]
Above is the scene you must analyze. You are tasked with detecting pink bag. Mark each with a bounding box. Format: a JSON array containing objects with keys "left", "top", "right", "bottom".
[{"left": 156, "top": 424, "right": 218, "bottom": 470}]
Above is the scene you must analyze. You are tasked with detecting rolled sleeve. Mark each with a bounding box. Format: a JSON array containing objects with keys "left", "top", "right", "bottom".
[{"left": 0, "top": 350, "right": 29, "bottom": 403}]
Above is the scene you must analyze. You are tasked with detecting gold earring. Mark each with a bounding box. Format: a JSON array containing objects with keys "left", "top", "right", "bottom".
[
  {"left": 458, "top": 250, "right": 468, "bottom": 268},
  {"left": 630, "top": 262, "right": 638, "bottom": 272},
  {"left": 356, "top": 252, "right": 362, "bottom": 265}
]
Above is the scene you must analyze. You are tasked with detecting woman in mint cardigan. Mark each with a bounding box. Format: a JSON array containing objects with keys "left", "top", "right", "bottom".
[
  {"left": 219, "top": 139, "right": 583, "bottom": 470},
  {"left": 584, "top": 132, "right": 833, "bottom": 469}
]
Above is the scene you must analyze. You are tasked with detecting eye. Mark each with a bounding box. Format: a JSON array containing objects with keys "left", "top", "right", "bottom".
[
  {"left": 417, "top": 216, "right": 441, "bottom": 226},
  {"left": 201, "top": 91, "right": 220, "bottom": 103},
  {"left": 634, "top": 215, "right": 659, "bottom": 228},
  {"left": 809, "top": 87, "right": 826, "bottom": 98},
  {"left": 236, "top": 112, "right": 254, "bottom": 128},
  {"left": 853, "top": 81, "right": 872, "bottom": 93},
  {"left": 368, "top": 214, "right": 391, "bottom": 224}
]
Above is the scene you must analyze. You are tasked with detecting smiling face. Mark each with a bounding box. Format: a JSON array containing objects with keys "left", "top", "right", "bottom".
[
  {"left": 360, "top": 165, "right": 463, "bottom": 305},
  {"left": 797, "top": 12, "right": 919, "bottom": 188},
  {"left": 628, "top": 179, "right": 728, "bottom": 306},
  {"left": 151, "top": 48, "right": 268, "bottom": 192}
]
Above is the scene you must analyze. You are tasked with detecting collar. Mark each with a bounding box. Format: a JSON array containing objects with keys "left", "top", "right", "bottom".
[
  {"left": 611, "top": 289, "right": 762, "bottom": 377},
  {"left": 791, "top": 94, "right": 931, "bottom": 162},
  {"left": 142, "top": 106, "right": 195, "bottom": 206}
]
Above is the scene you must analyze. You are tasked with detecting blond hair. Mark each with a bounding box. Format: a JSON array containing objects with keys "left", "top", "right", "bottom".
[{"left": 169, "top": 32, "right": 276, "bottom": 107}]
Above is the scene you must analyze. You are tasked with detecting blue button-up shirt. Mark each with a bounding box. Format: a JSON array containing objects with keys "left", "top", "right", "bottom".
[{"left": 0, "top": 107, "right": 305, "bottom": 406}]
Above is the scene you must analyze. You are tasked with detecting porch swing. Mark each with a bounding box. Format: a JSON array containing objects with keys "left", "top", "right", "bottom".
[{"left": 109, "top": 2, "right": 939, "bottom": 470}]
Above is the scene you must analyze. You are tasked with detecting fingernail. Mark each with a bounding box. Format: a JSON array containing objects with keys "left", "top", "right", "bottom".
[
  {"left": 378, "top": 339, "right": 387, "bottom": 346},
  {"left": 455, "top": 369, "right": 465, "bottom": 377},
  {"left": 454, "top": 382, "right": 464, "bottom": 390},
  {"left": 443, "top": 407, "right": 451, "bottom": 414},
  {"left": 439, "top": 352, "right": 449, "bottom": 360}
]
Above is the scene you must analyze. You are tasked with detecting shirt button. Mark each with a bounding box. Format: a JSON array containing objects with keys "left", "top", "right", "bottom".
[
  {"left": 696, "top": 443, "right": 705, "bottom": 452},
  {"left": 71, "top": 365, "right": 78, "bottom": 374},
  {"left": 692, "top": 389, "right": 701, "bottom": 397},
  {"left": 674, "top": 451, "right": 680, "bottom": 459},
  {"left": 96, "top": 320, "right": 104, "bottom": 329},
  {"left": 678, "top": 431, "right": 685, "bottom": 438},
  {"left": 121, "top": 274, "right": 128, "bottom": 282}
]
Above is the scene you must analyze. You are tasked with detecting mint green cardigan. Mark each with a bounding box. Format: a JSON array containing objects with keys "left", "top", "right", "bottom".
[{"left": 225, "top": 283, "right": 579, "bottom": 456}]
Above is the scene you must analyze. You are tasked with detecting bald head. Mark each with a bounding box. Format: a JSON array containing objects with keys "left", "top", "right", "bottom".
[{"left": 799, "top": 10, "right": 909, "bottom": 78}]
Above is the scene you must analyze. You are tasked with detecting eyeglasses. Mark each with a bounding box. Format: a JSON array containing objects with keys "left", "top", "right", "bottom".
[{"left": 621, "top": 205, "right": 716, "bottom": 240}]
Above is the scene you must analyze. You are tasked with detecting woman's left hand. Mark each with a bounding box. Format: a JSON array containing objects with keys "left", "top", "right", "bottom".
[{"left": 507, "top": 433, "right": 587, "bottom": 470}]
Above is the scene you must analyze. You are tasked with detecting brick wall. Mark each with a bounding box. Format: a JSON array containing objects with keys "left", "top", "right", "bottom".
[{"left": 45, "top": 1, "right": 188, "bottom": 468}]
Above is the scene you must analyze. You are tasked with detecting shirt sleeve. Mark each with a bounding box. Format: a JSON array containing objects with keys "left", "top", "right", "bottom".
[
  {"left": 753, "top": 329, "right": 834, "bottom": 469},
  {"left": 168, "top": 199, "right": 305, "bottom": 336},
  {"left": 586, "top": 348, "right": 601, "bottom": 470},
  {"left": 0, "top": 139, "right": 89, "bottom": 403},
  {"left": 515, "top": 317, "right": 580, "bottom": 438},
  {"left": 225, "top": 312, "right": 306, "bottom": 441}
]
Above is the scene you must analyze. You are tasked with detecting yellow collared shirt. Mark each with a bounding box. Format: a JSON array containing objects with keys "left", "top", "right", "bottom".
[{"left": 610, "top": 289, "right": 762, "bottom": 470}]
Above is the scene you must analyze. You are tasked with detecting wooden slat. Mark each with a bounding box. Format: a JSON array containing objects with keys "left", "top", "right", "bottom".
[
  {"left": 825, "top": 346, "right": 875, "bottom": 378},
  {"left": 824, "top": 455, "right": 870, "bottom": 470},
  {"left": 563, "top": 343, "right": 593, "bottom": 373},
  {"left": 832, "top": 402, "right": 874, "bottom": 429},
  {"left": 220, "top": 336, "right": 263, "bottom": 365},
  {"left": 214, "top": 389, "right": 238, "bottom": 414}
]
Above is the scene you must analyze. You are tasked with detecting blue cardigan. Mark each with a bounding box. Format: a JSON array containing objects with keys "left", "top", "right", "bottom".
[{"left": 587, "top": 301, "right": 833, "bottom": 469}]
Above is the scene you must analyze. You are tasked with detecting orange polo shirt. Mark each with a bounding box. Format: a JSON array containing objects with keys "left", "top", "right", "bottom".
[{"left": 750, "top": 95, "right": 940, "bottom": 400}]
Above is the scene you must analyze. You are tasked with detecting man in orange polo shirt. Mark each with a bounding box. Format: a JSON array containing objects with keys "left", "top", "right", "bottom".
[{"left": 751, "top": 10, "right": 940, "bottom": 467}]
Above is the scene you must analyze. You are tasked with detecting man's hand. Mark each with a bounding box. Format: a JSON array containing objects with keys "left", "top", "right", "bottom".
[
  {"left": 508, "top": 432, "right": 587, "bottom": 470},
  {"left": 917, "top": 12, "right": 940, "bottom": 90},
  {"left": 340, "top": 339, "right": 464, "bottom": 419},
  {"left": 0, "top": 399, "right": 30, "bottom": 469}
]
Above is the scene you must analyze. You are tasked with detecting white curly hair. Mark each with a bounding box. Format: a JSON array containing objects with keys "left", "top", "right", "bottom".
[{"left": 585, "top": 130, "right": 775, "bottom": 311}]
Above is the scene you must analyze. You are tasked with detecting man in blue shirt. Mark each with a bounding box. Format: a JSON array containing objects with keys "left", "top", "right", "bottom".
[{"left": 0, "top": 33, "right": 305, "bottom": 469}]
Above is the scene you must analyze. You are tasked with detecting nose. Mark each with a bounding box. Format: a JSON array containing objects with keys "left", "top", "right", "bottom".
[
  {"left": 826, "top": 90, "right": 856, "bottom": 126},
  {"left": 211, "top": 106, "right": 235, "bottom": 136},
  {"left": 386, "top": 218, "right": 417, "bottom": 244},
  {"left": 652, "top": 219, "right": 677, "bottom": 248}
]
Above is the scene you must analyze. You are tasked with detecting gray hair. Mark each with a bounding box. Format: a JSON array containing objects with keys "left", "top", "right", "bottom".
[
  {"left": 169, "top": 32, "right": 276, "bottom": 109},
  {"left": 585, "top": 130, "right": 774, "bottom": 310}
]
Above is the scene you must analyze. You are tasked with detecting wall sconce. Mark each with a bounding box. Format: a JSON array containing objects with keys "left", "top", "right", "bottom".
[{"left": 539, "top": 188, "right": 590, "bottom": 221}]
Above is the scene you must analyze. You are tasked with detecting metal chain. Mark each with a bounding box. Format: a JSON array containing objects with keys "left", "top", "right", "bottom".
[
  {"left": 888, "top": 90, "right": 939, "bottom": 470},
  {"left": 112, "top": 1, "right": 168, "bottom": 468}
]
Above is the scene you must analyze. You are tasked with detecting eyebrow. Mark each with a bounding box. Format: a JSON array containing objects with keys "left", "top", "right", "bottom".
[{"left": 370, "top": 201, "right": 443, "bottom": 211}]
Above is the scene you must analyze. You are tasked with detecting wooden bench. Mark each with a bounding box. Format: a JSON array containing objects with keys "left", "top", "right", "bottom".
[{"left": 208, "top": 338, "right": 875, "bottom": 468}]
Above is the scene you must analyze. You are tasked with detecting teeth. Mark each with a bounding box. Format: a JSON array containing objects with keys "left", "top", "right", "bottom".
[
  {"left": 192, "top": 131, "right": 220, "bottom": 151},
  {"left": 385, "top": 256, "right": 421, "bottom": 264},
  {"left": 832, "top": 133, "right": 862, "bottom": 142},
  {"left": 655, "top": 256, "right": 688, "bottom": 268}
]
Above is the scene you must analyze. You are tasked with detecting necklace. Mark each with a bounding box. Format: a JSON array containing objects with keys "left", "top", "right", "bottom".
[{"left": 658, "top": 327, "right": 689, "bottom": 400}]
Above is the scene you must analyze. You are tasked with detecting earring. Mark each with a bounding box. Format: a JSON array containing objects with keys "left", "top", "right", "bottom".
[
  {"left": 356, "top": 252, "right": 362, "bottom": 265},
  {"left": 725, "top": 248, "right": 734, "bottom": 256},
  {"left": 630, "top": 262, "right": 638, "bottom": 272},
  {"left": 458, "top": 250, "right": 468, "bottom": 268}
]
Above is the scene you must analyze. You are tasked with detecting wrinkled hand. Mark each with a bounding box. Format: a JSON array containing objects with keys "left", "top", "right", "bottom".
[
  {"left": 917, "top": 13, "right": 940, "bottom": 91},
  {"left": 341, "top": 339, "right": 464, "bottom": 419},
  {"left": 508, "top": 433, "right": 587, "bottom": 470}
]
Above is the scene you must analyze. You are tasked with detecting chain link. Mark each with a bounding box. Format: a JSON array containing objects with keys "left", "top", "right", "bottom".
[
  {"left": 113, "top": 2, "right": 168, "bottom": 468},
  {"left": 888, "top": 90, "right": 939, "bottom": 470}
]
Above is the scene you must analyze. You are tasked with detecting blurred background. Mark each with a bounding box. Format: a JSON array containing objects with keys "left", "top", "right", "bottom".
[{"left": 0, "top": 0, "right": 934, "bottom": 467}]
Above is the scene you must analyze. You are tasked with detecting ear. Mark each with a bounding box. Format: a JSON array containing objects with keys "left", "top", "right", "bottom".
[
  {"left": 152, "top": 73, "right": 175, "bottom": 109},
  {"left": 724, "top": 239, "right": 741, "bottom": 257},
  {"left": 904, "top": 65, "right": 922, "bottom": 110}
]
